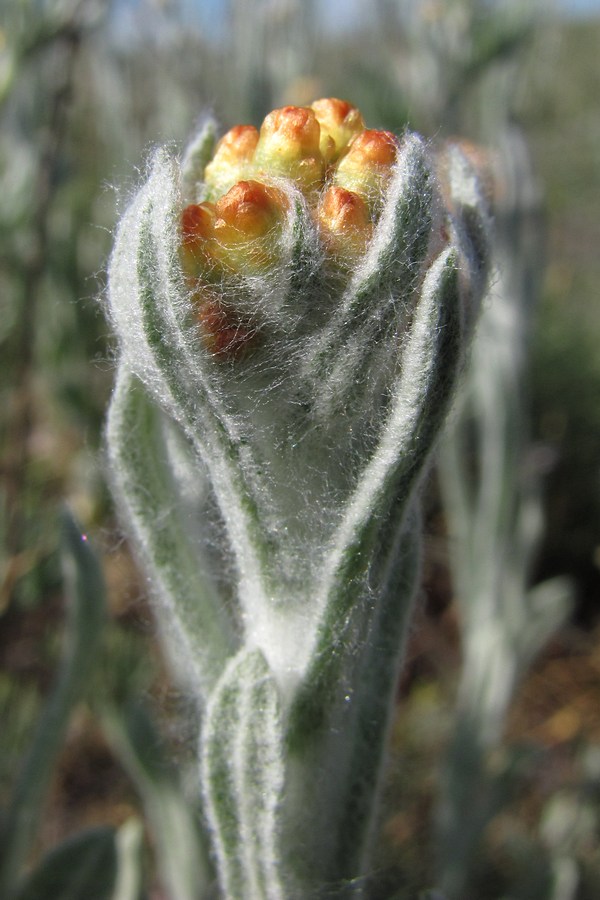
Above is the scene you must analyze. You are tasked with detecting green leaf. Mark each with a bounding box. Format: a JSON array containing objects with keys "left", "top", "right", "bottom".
[
  {"left": 107, "top": 367, "right": 237, "bottom": 696},
  {"left": 180, "top": 118, "right": 217, "bottom": 203},
  {"left": 282, "top": 513, "right": 421, "bottom": 888},
  {"left": 101, "top": 698, "right": 213, "bottom": 900},
  {"left": 201, "top": 648, "right": 285, "bottom": 900},
  {"left": 292, "top": 248, "right": 462, "bottom": 742},
  {"left": 15, "top": 827, "right": 117, "bottom": 900},
  {"left": 122, "top": 160, "right": 272, "bottom": 597},
  {"left": 113, "top": 818, "right": 145, "bottom": 900},
  {"left": 0, "top": 512, "right": 107, "bottom": 898},
  {"left": 303, "top": 133, "right": 434, "bottom": 403}
]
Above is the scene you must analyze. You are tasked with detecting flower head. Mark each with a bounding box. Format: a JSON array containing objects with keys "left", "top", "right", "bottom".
[
  {"left": 178, "top": 101, "right": 417, "bottom": 354},
  {"left": 310, "top": 98, "right": 365, "bottom": 164},
  {"left": 204, "top": 125, "right": 259, "bottom": 199},
  {"left": 212, "top": 180, "right": 286, "bottom": 273},
  {"left": 316, "top": 185, "right": 372, "bottom": 260},
  {"left": 253, "top": 105, "right": 324, "bottom": 193},
  {"left": 333, "top": 129, "right": 398, "bottom": 210}
]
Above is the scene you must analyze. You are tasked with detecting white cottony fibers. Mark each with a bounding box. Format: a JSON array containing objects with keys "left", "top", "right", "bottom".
[
  {"left": 301, "top": 134, "right": 435, "bottom": 399},
  {"left": 106, "top": 107, "right": 491, "bottom": 899},
  {"left": 238, "top": 666, "right": 285, "bottom": 900},
  {"left": 348, "top": 133, "right": 435, "bottom": 298},
  {"left": 319, "top": 247, "right": 458, "bottom": 610},
  {"left": 251, "top": 247, "right": 460, "bottom": 687}
]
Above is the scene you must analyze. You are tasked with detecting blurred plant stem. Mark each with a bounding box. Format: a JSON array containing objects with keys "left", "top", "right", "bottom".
[
  {"left": 435, "top": 129, "right": 572, "bottom": 899},
  {"left": 1, "top": 3, "right": 89, "bottom": 610},
  {"left": 372, "top": 0, "right": 536, "bottom": 138}
]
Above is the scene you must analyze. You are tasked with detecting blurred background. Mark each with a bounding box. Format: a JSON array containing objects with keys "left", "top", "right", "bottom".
[{"left": 1, "top": 0, "right": 599, "bottom": 897}]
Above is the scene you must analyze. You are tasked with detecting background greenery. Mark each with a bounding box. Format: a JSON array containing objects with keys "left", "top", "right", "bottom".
[{"left": 1, "top": 1, "right": 599, "bottom": 897}]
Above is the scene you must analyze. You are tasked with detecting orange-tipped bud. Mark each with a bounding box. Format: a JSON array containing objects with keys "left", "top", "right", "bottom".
[
  {"left": 311, "top": 98, "right": 365, "bottom": 165},
  {"left": 181, "top": 202, "right": 216, "bottom": 243},
  {"left": 253, "top": 106, "right": 324, "bottom": 192},
  {"left": 334, "top": 129, "right": 398, "bottom": 207},
  {"left": 180, "top": 202, "right": 217, "bottom": 276},
  {"left": 204, "top": 125, "right": 259, "bottom": 198},
  {"left": 212, "top": 180, "right": 286, "bottom": 273},
  {"left": 215, "top": 180, "right": 284, "bottom": 237},
  {"left": 317, "top": 186, "right": 372, "bottom": 258}
]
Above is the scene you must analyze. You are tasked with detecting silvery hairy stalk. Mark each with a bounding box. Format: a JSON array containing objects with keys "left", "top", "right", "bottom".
[{"left": 106, "top": 99, "right": 490, "bottom": 899}]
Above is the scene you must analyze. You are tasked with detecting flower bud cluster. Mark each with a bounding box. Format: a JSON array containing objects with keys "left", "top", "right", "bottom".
[{"left": 180, "top": 99, "right": 402, "bottom": 355}]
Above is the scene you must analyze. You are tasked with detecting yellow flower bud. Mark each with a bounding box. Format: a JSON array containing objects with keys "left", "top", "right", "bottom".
[
  {"left": 211, "top": 180, "right": 287, "bottom": 274},
  {"left": 204, "top": 125, "right": 259, "bottom": 199},
  {"left": 334, "top": 129, "right": 398, "bottom": 210},
  {"left": 253, "top": 106, "right": 324, "bottom": 193},
  {"left": 317, "top": 186, "right": 372, "bottom": 259},
  {"left": 311, "top": 98, "right": 365, "bottom": 165}
]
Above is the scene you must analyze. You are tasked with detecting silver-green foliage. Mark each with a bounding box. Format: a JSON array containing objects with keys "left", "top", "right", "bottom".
[
  {"left": 106, "top": 120, "right": 490, "bottom": 898},
  {"left": 100, "top": 696, "right": 212, "bottom": 900},
  {"left": 435, "top": 130, "right": 572, "bottom": 899},
  {"left": 0, "top": 513, "right": 109, "bottom": 900}
]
